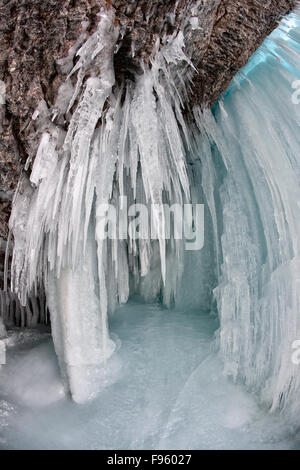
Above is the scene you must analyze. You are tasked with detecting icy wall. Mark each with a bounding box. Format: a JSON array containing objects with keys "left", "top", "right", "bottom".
[
  {"left": 4, "top": 2, "right": 300, "bottom": 422},
  {"left": 191, "top": 6, "right": 300, "bottom": 422}
]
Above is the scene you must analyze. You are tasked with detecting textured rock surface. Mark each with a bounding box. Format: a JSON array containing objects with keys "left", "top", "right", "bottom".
[{"left": 0, "top": 0, "right": 296, "bottom": 284}]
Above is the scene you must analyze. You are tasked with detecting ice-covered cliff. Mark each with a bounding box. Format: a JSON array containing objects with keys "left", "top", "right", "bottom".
[{"left": 2, "top": 2, "right": 300, "bottom": 430}]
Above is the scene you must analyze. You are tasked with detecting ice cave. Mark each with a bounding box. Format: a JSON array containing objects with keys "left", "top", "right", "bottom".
[{"left": 1, "top": 1, "right": 300, "bottom": 450}]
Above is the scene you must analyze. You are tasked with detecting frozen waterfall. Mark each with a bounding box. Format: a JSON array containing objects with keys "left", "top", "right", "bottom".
[
  {"left": 190, "top": 6, "right": 300, "bottom": 421},
  {"left": 7, "top": 9, "right": 203, "bottom": 403},
  {"left": 4, "top": 2, "right": 300, "bottom": 432}
]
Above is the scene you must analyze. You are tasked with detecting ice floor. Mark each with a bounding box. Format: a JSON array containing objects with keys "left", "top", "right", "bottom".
[{"left": 0, "top": 302, "right": 299, "bottom": 450}]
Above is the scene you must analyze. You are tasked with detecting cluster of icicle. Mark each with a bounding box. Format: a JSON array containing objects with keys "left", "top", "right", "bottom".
[
  {"left": 0, "top": 289, "right": 47, "bottom": 328},
  {"left": 190, "top": 5, "right": 300, "bottom": 424},
  {"left": 8, "top": 9, "right": 196, "bottom": 402},
  {"left": 7, "top": 1, "right": 300, "bottom": 422}
]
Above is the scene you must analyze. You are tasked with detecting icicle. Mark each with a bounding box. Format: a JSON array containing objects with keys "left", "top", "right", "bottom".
[
  {"left": 8, "top": 7, "right": 197, "bottom": 402},
  {"left": 3, "top": 231, "right": 11, "bottom": 293},
  {"left": 190, "top": 6, "right": 300, "bottom": 425}
]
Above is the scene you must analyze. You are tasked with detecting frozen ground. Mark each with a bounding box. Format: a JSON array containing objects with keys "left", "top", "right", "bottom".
[{"left": 0, "top": 302, "right": 299, "bottom": 450}]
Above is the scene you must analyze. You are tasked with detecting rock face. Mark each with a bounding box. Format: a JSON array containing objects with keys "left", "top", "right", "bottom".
[{"left": 0, "top": 0, "right": 296, "bottom": 284}]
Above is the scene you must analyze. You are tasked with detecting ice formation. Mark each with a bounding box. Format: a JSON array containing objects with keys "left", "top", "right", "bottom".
[
  {"left": 4, "top": 0, "right": 300, "bottom": 425},
  {"left": 1, "top": 305, "right": 298, "bottom": 450},
  {"left": 190, "top": 6, "right": 300, "bottom": 422},
  {"left": 7, "top": 9, "right": 199, "bottom": 403}
]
